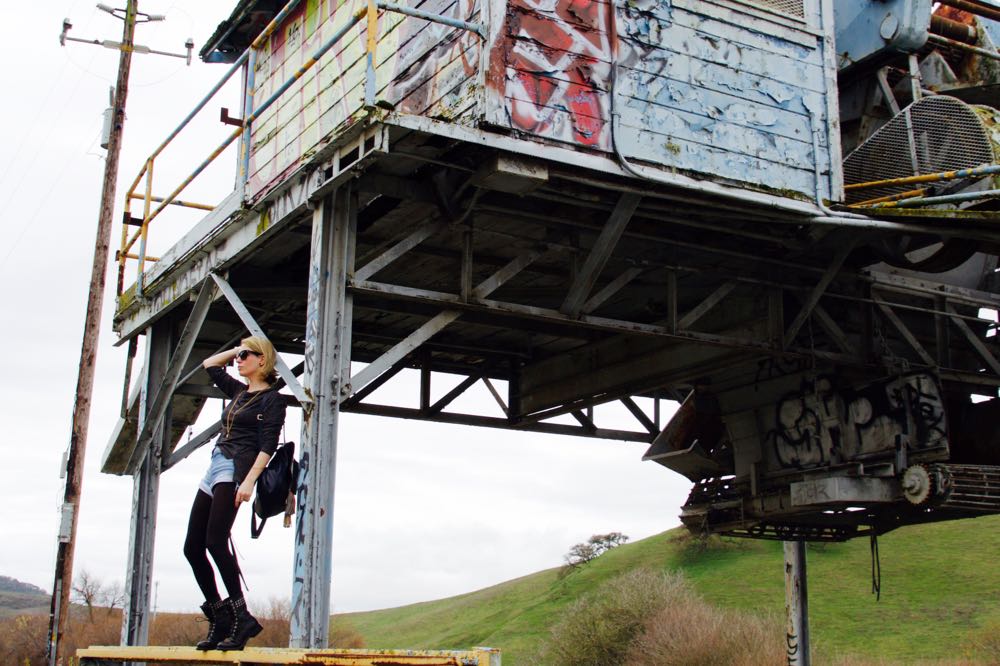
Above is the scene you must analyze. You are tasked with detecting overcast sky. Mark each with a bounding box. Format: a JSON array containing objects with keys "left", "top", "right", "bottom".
[{"left": 0, "top": 1, "right": 690, "bottom": 616}]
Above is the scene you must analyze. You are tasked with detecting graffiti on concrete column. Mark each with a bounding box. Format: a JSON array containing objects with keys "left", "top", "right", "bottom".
[
  {"left": 786, "top": 630, "right": 800, "bottom": 664},
  {"left": 768, "top": 374, "right": 948, "bottom": 471}
]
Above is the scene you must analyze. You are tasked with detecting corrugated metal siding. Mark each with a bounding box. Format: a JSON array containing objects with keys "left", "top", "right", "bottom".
[
  {"left": 487, "top": 0, "right": 836, "bottom": 200},
  {"left": 248, "top": 0, "right": 483, "bottom": 201}
]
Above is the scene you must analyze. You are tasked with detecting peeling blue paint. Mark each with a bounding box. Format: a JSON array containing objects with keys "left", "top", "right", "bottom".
[{"left": 614, "top": 0, "right": 831, "bottom": 198}]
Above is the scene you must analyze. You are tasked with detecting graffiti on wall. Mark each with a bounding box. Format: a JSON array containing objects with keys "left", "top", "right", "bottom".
[
  {"left": 388, "top": 0, "right": 480, "bottom": 116},
  {"left": 249, "top": 0, "right": 482, "bottom": 200},
  {"left": 491, "top": 0, "right": 613, "bottom": 149},
  {"left": 768, "top": 374, "right": 947, "bottom": 470},
  {"left": 487, "top": 0, "right": 828, "bottom": 199}
]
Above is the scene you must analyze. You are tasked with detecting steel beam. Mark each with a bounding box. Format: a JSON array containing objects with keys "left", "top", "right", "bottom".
[
  {"left": 164, "top": 420, "right": 222, "bottom": 470},
  {"left": 783, "top": 541, "right": 811, "bottom": 666},
  {"left": 571, "top": 410, "right": 597, "bottom": 431},
  {"left": 621, "top": 397, "right": 658, "bottom": 435},
  {"left": 121, "top": 323, "right": 170, "bottom": 647},
  {"left": 946, "top": 304, "right": 1000, "bottom": 375},
  {"left": 291, "top": 185, "right": 356, "bottom": 647},
  {"left": 350, "top": 280, "right": 779, "bottom": 352},
  {"left": 582, "top": 266, "right": 644, "bottom": 314},
  {"left": 809, "top": 302, "right": 853, "bottom": 355},
  {"left": 428, "top": 374, "right": 482, "bottom": 414},
  {"left": 873, "top": 294, "right": 937, "bottom": 367},
  {"left": 342, "top": 358, "right": 409, "bottom": 409},
  {"left": 482, "top": 377, "right": 509, "bottom": 416},
  {"left": 560, "top": 192, "right": 641, "bottom": 317},
  {"left": 130, "top": 279, "right": 216, "bottom": 471},
  {"left": 210, "top": 272, "right": 311, "bottom": 405},
  {"left": 346, "top": 403, "right": 650, "bottom": 442},
  {"left": 349, "top": 246, "right": 548, "bottom": 397},
  {"left": 349, "top": 312, "right": 462, "bottom": 396},
  {"left": 354, "top": 220, "right": 447, "bottom": 282},
  {"left": 471, "top": 248, "right": 547, "bottom": 300},
  {"left": 678, "top": 281, "right": 738, "bottom": 330},
  {"left": 783, "top": 238, "right": 857, "bottom": 349}
]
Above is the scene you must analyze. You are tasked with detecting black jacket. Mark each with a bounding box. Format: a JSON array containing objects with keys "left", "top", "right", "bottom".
[{"left": 206, "top": 365, "right": 286, "bottom": 484}]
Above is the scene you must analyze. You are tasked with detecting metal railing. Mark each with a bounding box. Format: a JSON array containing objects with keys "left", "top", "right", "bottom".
[
  {"left": 117, "top": 0, "right": 484, "bottom": 297},
  {"left": 846, "top": 163, "right": 1000, "bottom": 210}
]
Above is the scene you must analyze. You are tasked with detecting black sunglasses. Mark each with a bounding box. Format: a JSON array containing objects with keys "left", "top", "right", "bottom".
[{"left": 236, "top": 349, "right": 262, "bottom": 361}]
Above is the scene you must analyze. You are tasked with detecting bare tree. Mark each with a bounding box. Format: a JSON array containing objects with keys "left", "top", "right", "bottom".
[
  {"left": 71, "top": 571, "right": 124, "bottom": 620},
  {"left": 101, "top": 580, "right": 125, "bottom": 617},
  {"left": 562, "top": 532, "right": 630, "bottom": 573},
  {"left": 71, "top": 571, "right": 101, "bottom": 621}
]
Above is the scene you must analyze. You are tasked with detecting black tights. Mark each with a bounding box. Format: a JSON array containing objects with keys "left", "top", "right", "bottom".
[{"left": 183, "top": 483, "right": 242, "bottom": 602}]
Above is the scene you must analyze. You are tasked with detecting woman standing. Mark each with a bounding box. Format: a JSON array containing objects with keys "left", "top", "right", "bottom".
[{"left": 184, "top": 336, "right": 286, "bottom": 650}]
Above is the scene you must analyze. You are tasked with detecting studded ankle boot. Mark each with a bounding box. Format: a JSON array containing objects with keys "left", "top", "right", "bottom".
[
  {"left": 216, "top": 596, "right": 262, "bottom": 650},
  {"left": 195, "top": 598, "right": 232, "bottom": 650}
]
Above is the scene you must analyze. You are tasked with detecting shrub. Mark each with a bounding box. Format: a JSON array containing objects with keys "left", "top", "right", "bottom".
[
  {"left": 150, "top": 611, "right": 201, "bottom": 647},
  {"left": 329, "top": 616, "right": 366, "bottom": 649},
  {"left": 624, "top": 599, "right": 783, "bottom": 665},
  {"left": 0, "top": 613, "right": 47, "bottom": 666},
  {"left": 962, "top": 616, "right": 1000, "bottom": 662},
  {"left": 536, "top": 569, "right": 689, "bottom": 666}
]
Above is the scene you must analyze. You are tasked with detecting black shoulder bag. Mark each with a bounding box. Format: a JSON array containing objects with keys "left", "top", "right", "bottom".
[{"left": 251, "top": 441, "right": 299, "bottom": 538}]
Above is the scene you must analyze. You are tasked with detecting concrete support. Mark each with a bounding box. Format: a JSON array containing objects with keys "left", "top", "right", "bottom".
[
  {"left": 783, "top": 540, "right": 811, "bottom": 666},
  {"left": 121, "top": 322, "right": 170, "bottom": 646},
  {"left": 290, "top": 184, "right": 356, "bottom": 647}
]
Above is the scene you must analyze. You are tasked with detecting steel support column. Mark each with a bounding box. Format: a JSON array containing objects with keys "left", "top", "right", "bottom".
[
  {"left": 290, "top": 184, "right": 356, "bottom": 647},
  {"left": 783, "top": 541, "right": 810, "bottom": 666},
  {"left": 121, "top": 322, "right": 170, "bottom": 646}
]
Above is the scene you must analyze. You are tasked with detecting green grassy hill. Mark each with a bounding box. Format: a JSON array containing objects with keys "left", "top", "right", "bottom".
[
  {"left": 0, "top": 576, "right": 49, "bottom": 618},
  {"left": 340, "top": 515, "right": 1000, "bottom": 664}
]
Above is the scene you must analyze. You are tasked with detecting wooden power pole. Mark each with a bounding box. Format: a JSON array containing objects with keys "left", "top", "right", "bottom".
[{"left": 47, "top": 2, "right": 138, "bottom": 664}]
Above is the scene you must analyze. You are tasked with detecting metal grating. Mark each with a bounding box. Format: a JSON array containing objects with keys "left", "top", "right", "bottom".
[
  {"left": 742, "top": 0, "right": 805, "bottom": 19},
  {"left": 843, "top": 96, "right": 995, "bottom": 204}
]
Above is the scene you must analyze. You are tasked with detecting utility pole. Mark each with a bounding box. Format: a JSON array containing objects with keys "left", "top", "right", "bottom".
[{"left": 48, "top": 4, "right": 190, "bottom": 664}]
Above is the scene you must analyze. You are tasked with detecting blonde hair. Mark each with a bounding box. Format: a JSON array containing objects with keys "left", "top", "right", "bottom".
[{"left": 242, "top": 335, "right": 278, "bottom": 384}]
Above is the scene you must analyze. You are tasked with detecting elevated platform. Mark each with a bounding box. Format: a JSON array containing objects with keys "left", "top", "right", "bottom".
[
  {"left": 104, "top": 106, "right": 1000, "bottom": 479},
  {"left": 97, "top": 0, "right": 1000, "bottom": 650},
  {"left": 77, "top": 645, "right": 500, "bottom": 665}
]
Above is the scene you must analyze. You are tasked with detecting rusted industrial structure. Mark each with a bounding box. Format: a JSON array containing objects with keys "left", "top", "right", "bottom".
[{"left": 97, "top": 0, "right": 1000, "bottom": 662}]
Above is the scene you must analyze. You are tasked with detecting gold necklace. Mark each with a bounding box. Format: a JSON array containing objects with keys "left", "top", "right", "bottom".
[{"left": 224, "top": 389, "right": 264, "bottom": 438}]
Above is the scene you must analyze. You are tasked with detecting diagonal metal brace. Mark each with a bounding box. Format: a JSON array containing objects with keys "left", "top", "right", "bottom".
[
  {"left": 349, "top": 311, "right": 462, "bottom": 395},
  {"left": 131, "top": 279, "right": 216, "bottom": 466},
  {"left": 946, "top": 304, "right": 1000, "bottom": 375},
  {"left": 210, "top": 272, "right": 311, "bottom": 405},
  {"left": 349, "top": 247, "right": 545, "bottom": 397},
  {"left": 783, "top": 237, "right": 858, "bottom": 349},
  {"left": 873, "top": 293, "right": 936, "bottom": 367},
  {"left": 355, "top": 220, "right": 447, "bottom": 282},
  {"left": 679, "top": 281, "right": 737, "bottom": 330},
  {"left": 164, "top": 420, "right": 222, "bottom": 470},
  {"left": 560, "top": 192, "right": 641, "bottom": 317}
]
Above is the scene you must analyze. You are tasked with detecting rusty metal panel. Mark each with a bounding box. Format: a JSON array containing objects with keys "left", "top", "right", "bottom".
[
  {"left": 249, "top": 0, "right": 483, "bottom": 201},
  {"left": 485, "top": 0, "right": 839, "bottom": 200},
  {"left": 77, "top": 645, "right": 501, "bottom": 665}
]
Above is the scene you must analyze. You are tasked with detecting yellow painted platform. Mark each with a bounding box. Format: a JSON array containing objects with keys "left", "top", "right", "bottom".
[{"left": 76, "top": 645, "right": 500, "bottom": 665}]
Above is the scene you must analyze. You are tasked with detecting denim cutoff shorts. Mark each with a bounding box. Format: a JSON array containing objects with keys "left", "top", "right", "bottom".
[{"left": 199, "top": 446, "right": 235, "bottom": 495}]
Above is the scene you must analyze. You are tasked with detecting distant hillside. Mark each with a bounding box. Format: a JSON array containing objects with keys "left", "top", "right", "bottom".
[
  {"left": 0, "top": 576, "right": 49, "bottom": 617},
  {"left": 340, "top": 515, "right": 1000, "bottom": 665}
]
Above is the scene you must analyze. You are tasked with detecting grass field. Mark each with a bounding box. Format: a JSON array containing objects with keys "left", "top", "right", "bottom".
[{"left": 341, "top": 514, "right": 1000, "bottom": 664}]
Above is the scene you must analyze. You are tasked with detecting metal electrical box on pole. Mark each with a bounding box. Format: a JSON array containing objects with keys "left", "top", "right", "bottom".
[{"left": 47, "top": 3, "right": 138, "bottom": 662}]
